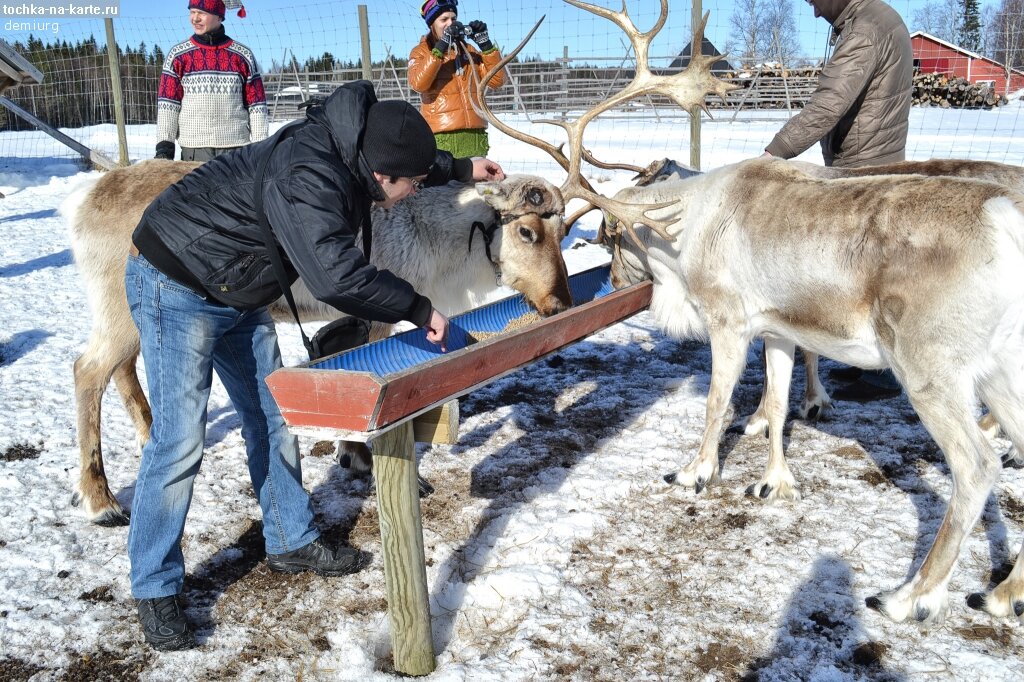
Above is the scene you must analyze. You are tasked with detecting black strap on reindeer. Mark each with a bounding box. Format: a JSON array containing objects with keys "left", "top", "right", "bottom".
[
  {"left": 468, "top": 217, "right": 502, "bottom": 286},
  {"left": 254, "top": 122, "right": 372, "bottom": 360}
]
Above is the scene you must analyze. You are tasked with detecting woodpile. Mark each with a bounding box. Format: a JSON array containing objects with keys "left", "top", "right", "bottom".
[
  {"left": 720, "top": 64, "right": 821, "bottom": 109},
  {"left": 912, "top": 72, "right": 1008, "bottom": 109}
]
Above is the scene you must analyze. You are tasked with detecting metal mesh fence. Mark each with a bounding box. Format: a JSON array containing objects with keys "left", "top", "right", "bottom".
[{"left": 1, "top": 0, "right": 1022, "bottom": 171}]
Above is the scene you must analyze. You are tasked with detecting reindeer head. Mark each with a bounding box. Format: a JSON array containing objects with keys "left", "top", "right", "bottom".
[
  {"left": 477, "top": 176, "right": 571, "bottom": 317},
  {"left": 471, "top": 0, "right": 736, "bottom": 254},
  {"left": 632, "top": 158, "right": 703, "bottom": 186}
]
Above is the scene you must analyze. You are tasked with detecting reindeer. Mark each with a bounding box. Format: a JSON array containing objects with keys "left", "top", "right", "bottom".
[
  {"left": 63, "top": 159, "right": 570, "bottom": 526},
  {"left": 480, "top": 0, "right": 1024, "bottom": 625},
  {"left": 739, "top": 158, "right": 1024, "bottom": 444}
]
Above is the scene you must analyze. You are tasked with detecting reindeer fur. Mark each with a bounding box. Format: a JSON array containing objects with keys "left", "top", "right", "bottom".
[
  {"left": 609, "top": 157, "right": 1024, "bottom": 624},
  {"left": 62, "top": 159, "right": 570, "bottom": 526},
  {"left": 741, "top": 158, "right": 1024, "bottom": 442}
]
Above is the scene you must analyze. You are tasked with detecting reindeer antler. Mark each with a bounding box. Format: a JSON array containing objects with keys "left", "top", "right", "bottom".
[{"left": 475, "top": 0, "right": 738, "bottom": 249}]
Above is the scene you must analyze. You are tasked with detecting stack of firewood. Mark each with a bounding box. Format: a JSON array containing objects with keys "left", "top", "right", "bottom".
[{"left": 912, "top": 72, "right": 1008, "bottom": 109}]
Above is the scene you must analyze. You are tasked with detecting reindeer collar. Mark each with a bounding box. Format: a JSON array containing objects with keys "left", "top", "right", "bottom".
[{"left": 469, "top": 219, "right": 502, "bottom": 285}]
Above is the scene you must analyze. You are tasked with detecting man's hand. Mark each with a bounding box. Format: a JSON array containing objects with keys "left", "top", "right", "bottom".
[
  {"left": 424, "top": 308, "right": 449, "bottom": 352},
  {"left": 470, "top": 157, "right": 505, "bottom": 182},
  {"left": 155, "top": 140, "right": 175, "bottom": 160},
  {"left": 467, "top": 20, "right": 495, "bottom": 52}
]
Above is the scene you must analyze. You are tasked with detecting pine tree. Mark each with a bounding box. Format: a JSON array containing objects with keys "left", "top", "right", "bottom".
[{"left": 960, "top": 0, "right": 982, "bottom": 52}]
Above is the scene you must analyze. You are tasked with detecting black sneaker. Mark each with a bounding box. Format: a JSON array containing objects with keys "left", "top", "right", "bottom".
[
  {"left": 267, "top": 538, "right": 366, "bottom": 577},
  {"left": 827, "top": 365, "right": 864, "bottom": 383},
  {"left": 832, "top": 379, "right": 901, "bottom": 402},
  {"left": 137, "top": 595, "right": 196, "bottom": 651}
]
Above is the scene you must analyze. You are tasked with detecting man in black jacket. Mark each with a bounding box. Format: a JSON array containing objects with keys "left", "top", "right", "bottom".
[{"left": 126, "top": 80, "right": 504, "bottom": 651}]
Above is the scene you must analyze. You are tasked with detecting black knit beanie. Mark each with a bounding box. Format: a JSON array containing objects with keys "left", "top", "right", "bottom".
[{"left": 361, "top": 101, "right": 436, "bottom": 178}]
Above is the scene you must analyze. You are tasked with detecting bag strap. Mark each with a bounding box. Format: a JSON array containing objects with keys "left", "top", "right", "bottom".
[{"left": 253, "top": 122, "right": 316, "bottom": 358}]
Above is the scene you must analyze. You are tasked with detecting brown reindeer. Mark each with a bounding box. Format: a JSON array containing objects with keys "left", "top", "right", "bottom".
[{"left": 63, "top": 159, "right": 571, "bottom": 526}]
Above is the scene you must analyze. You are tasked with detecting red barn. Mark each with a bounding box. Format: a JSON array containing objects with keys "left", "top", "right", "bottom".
[{"left": 911, "top": 32, "right": 1024, "bottom": 95}]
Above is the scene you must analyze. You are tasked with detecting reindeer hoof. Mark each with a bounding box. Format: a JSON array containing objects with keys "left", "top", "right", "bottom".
[
  {"left": 966, "top": 592, "right": 986, "bottom": 611},
  {"left": 806, "top": 405, "right": 820, "bottom": 421},
  {"left": 70, "top": 492, "right": 80, "bottom": 507},
  {"left": 865, "top": 596, "right": 884, "bottom": 612},
  {"left": 417, "top": 475, "right": 435, "bottom": 498},
  {"left": 93, "top": 508, "right": 130, "bottom": 527},
  {"left": 664, "top": 472, "right": 678, "bottom": 484},
  {"left": 1015, "top": 601, "right": 1024, "bottom": 617},
  {"left": 745, "top": 483, "right": 773, "bottom": 499},
  {"left": 914, "top": 606, "right": 932, "bottom": 622},
  {"left": 694, "top": 478, "right": 707, "bottom": 494},
  {"left": 338, "top": 453, "right": 352, "bottom": 468}
]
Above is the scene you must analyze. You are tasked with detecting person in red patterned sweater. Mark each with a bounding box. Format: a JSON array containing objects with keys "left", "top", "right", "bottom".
[{"left": 155, "top": 0, "right": 267, "bottom": 162}]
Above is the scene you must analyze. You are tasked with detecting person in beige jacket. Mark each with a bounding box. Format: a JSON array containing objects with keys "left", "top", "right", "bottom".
[
  {"left": 764, "top": 0, "right": 913, "bottom": 401},
  {"left": 408, "top": 0, "right": 506, "bottom": 157},
  {"left": 764, "top": 0, "right": 913, "bottom": 168}
]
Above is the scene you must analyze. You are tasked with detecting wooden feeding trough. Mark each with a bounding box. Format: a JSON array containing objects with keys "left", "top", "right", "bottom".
[{"left": 266, "top": 264, "right": 652, "bottom": 675}]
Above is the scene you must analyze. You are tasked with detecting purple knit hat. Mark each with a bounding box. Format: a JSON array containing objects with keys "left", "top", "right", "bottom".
[{"left": 421, "top": 0, "right": 457, "bottom": 27}]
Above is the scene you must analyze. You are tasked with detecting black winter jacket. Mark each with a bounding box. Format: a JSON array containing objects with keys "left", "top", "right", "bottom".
[{"left": 133, "top": 80, "right": 472, "bottom": 327}]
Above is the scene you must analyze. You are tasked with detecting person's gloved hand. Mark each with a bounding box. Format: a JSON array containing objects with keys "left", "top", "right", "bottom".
[
  {"left": 297, "top": 95, "right": 326, "bottom": 111},
  {"left": 468, "top": 20, "right": 494, "bottom": 52},
  {"left": 432, "top": 22, "right": 460, "bottom": 58},
  {"left": 155, "top": 140, "right": 175, "bottom": 160}
]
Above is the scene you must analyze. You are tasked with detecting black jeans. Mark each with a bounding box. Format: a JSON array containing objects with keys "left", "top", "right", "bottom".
[{"left": 180, "top": 146, "right": 237, "bottom": 162}]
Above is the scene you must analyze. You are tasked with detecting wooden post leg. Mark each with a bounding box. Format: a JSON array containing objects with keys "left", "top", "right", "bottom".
[{"left": 372, "top": 421, "right": 435, "bottom": 675}]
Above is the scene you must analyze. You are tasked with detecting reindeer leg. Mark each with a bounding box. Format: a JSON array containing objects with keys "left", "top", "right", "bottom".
[
  {"left": 72, "top": 339, "right": 134, "bottom": 526},
  {"left": 798, "top": 350, "right": 831, "bottom": 421},
  {"left": 967, "top": 365, "right": 1024, "bottom": 619},
  {"left": 867, "top": 377, "right": 1000, "bottom": 624},
  {"left": 666, "top": 328, "right": 749, "bottom": 494},
  {"left": 746, "top": 337, "right": 800, "bottom": 502},
  {"left": 742, "top": 343, "right": 770, "bottom": 437},
  {"left": 111, "top": 353, "right": 151, "bottom": 455}
]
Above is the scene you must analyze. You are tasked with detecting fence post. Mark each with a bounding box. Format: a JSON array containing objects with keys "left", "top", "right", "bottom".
[
  {"left": 104, "top": 18, "right": 129, "bottom": 166},
  {"left": 373, "top": 421, "right": 436, "bottom": 676},
  {"left": 689, "top": 0, "right": 702, "bottom": 170},
  {"left": 358, "top": 5, "right": 373, "bottom": 82}
]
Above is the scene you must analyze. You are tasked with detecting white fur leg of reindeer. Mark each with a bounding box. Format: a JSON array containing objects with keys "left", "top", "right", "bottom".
[{"left": 473, "top": 0, "right": 1024, "bottom": 625}]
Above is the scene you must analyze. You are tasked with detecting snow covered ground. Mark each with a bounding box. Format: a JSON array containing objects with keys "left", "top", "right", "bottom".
[{"left": 1, "top": 106, "right": 1023, "bottom": 680}]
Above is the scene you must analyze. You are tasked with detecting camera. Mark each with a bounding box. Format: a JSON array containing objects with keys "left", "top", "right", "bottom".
[{"left": 450, "top": 20, "right": 475, "bottom": 40}]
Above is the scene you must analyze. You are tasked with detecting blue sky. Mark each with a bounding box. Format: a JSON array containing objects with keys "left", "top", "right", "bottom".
[{"left": 0, "top": 1, "right": 977, "bottom": 64}]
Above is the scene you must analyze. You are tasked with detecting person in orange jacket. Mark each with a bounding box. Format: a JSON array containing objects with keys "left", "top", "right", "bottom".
[{"left": 408, "top": 0, "right": 506, "bottom": 157}]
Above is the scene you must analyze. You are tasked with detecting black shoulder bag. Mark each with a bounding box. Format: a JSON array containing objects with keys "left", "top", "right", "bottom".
[{"left": 254, "top": 125, "right": 371, "bottom": 361}]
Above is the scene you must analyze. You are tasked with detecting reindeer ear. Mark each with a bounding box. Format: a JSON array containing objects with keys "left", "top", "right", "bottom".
[
  {"left": 476, "top": 182, "right": 506, "bottom": 198},
  {"left": 477, "top": 181, "right": 512, "bottom": 211}
]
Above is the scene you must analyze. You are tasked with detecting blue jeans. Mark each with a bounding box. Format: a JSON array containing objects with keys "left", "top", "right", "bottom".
[{"left": 126, "top": 254, "right": 318, "bottom": 599}]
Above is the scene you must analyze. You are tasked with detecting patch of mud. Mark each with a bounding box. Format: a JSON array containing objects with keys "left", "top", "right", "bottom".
[
  {"left": 59, "top": 650, "right": 151, "bottom": 682},
  {"left": 694, "top": 641, "right": 746, "bottom": 676},
  {"left": 0, "top": 658, "right": 45, "bottom": 681},
  {"left": 1000, "top": 494, "right": 1024, "bottom": 525},
  {"left": 955, "top": 624, "right": 1015, "bottom": 647},
  {"left": 2, "top": 442, "right": 42, "bottom": 461},
  {"left": 858, "top": 468, "right": 888, "bottom": 487},
  {"left": 849, "top": 640, "right": 890, "bottom": 668},
  {"left": 834, "top": 445, "right": 866, "bottom": 460},
  {"left": 78, "top": 585, "right": 114, "bottom": 603},
  {"left": 309, "top": 441, "right": 336, "bottom": 457}
]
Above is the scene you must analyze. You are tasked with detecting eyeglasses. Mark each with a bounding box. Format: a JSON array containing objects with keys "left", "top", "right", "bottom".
[{"left": 410, "top": 178, "right": 424, "bottom": 191}]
